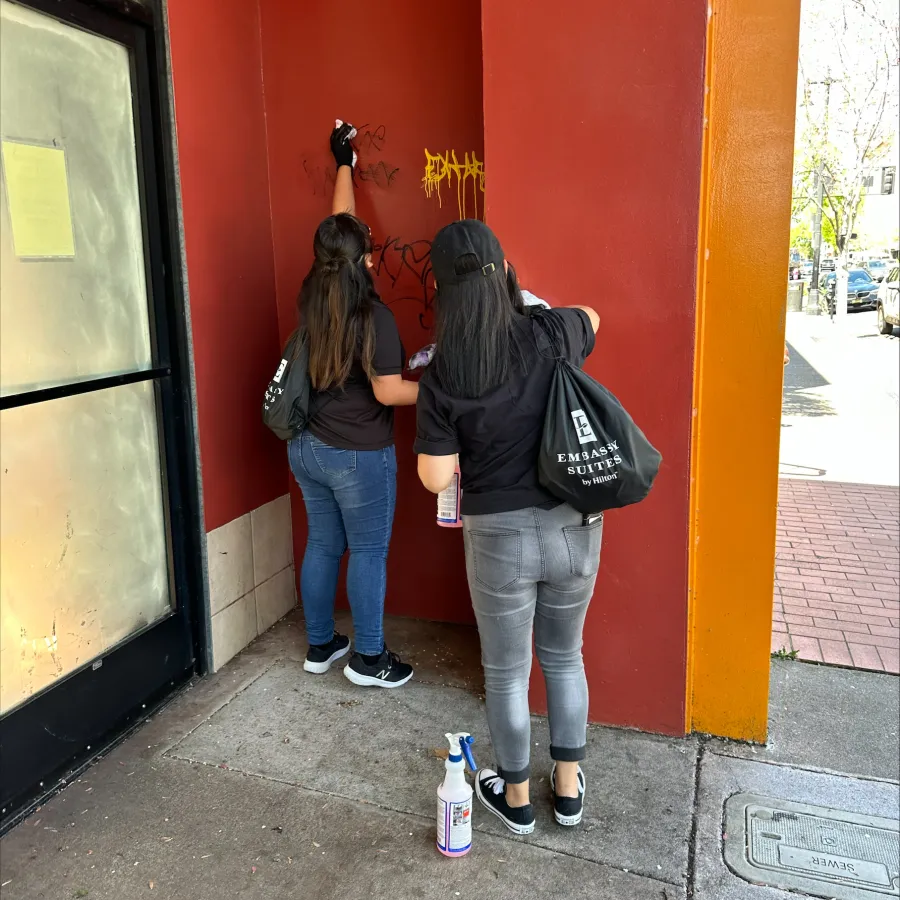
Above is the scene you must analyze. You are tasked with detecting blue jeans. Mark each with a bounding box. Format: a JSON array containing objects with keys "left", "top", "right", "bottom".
[{"left": 288, "top": 432, "right": 397, "bottom": 655}]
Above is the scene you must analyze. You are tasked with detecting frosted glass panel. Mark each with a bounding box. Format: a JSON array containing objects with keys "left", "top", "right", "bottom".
[
  {"left": 0, "top": 0, "right": 153, "bottom": 397},
  {"left": 0, "top": 381, "right": 172, "bottom": 714}
]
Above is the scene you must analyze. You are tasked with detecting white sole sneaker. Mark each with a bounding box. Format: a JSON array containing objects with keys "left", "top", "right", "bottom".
[
  {"left": 551, "top": 764, "right": 585, "bottom": 826},
  {"left": 303, "top": 643, "right": 350, "bottom": 674},
  {"left": 554, "top": 807, "right": 583, "bottom": 826},
  {"left": 342, "top": 664, "right": 413, "bottom": 688},
  {"left": 475, "top": 777, "right": 535, "bottom": 835}
]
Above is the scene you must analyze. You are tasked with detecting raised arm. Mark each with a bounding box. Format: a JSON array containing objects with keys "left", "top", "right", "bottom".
[{"left": 329, "top": 121, "right": 356, "bottom": 216}]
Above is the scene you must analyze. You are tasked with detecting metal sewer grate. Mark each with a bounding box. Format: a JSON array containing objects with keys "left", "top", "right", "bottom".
[{"left": 724, "top": 793, "right": 899, "bottom": 899}]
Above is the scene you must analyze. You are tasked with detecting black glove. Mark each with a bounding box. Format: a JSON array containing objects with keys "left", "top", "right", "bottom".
[{"left": 330, "top": 122, "right": 355, "bottom": 169}]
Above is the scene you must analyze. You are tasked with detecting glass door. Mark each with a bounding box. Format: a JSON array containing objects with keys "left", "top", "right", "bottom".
[{"left": 0, "top": 0, "right": 202, "bottom": 826}]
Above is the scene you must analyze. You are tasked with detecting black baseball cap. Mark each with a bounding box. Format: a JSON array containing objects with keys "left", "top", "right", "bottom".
[{"left": 430, "top": 219, "right": 505, "bottom": 286}]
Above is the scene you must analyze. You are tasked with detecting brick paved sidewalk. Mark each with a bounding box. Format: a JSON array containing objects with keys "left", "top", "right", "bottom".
[{"left": 773, "top": 479, "right": 900, "bottom": 673}]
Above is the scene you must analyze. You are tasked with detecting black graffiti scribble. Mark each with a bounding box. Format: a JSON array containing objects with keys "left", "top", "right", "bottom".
[
  {"left": 352, "top": 124, "right": 387, "bottom": 154},
  {"left": 303, "top": 159, "right": 336, "bottom": 198},
  {"left": 371, "top": 236, "right": 434, "bottom": 330},
  {"left": 357, "top": 161, "right": 400, "bottom": 189}
]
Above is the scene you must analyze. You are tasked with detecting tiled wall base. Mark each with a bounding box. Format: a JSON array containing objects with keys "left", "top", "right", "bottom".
[{"left": 206, "top": 494, "right": 295, "bottom": 670}]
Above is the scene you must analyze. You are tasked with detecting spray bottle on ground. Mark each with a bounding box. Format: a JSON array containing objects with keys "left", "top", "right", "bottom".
[{"left": 437, "top": 732, "right": 476, "bottom": 856}]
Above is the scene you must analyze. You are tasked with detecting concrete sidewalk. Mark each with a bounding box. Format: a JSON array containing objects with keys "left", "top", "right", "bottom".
[
  {"left": 2, "top": 612, "right": 898, "bottom": 900},
  {"left": 780, "top": 310, "right": 899, "bottom": 488}
]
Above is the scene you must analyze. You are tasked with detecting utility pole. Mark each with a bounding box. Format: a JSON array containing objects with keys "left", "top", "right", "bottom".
[
  {"left": 808, "top": 163, "right": 826, "bottom": 316},
  {"left": 806, "top": 71, "right": 839, "bottom": 318}
]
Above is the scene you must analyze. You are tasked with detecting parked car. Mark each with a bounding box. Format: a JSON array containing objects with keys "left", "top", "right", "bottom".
[
  {"left": 799, "top": 261, "right": 814, "bottom": 279},
  {"left": 821, "top": 258, "right": 836, "bottom": 272},
  {"left": 863, "top": 259, "right": 891, "bottom": 284},
  {"left": 865, "top": 259, "right": 891, "bottom": 282},
  {"left": 818, "top": 269, "right": 880, "bottom": 311},
  {"left": 876, "top": 265, "right": 899, "bottom": 335}
]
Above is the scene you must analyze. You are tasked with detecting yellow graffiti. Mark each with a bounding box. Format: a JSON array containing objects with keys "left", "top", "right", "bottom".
[{"left": 422, "top": 150, "right": 485, "bottom": 220}]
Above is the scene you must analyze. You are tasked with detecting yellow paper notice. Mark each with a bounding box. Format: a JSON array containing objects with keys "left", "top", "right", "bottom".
[{"left": 2, "top": 141, "right": 75, "bottom": 258}]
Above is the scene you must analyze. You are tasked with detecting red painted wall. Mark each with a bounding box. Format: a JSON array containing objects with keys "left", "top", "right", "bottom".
[
  {"left": 168, "top": 0, "right": 287, "bottom": 532},
  {"left": 170, "top": 0, "right": 706, "bottom": 734},
  {"left": 258, "top": 0, "right": 483, "bottom": 622},
  {"left": 482, "top": 0, "right": 707, "bottom": 733}
]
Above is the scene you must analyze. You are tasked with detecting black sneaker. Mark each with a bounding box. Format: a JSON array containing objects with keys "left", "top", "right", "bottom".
[
  {"left": 475, "top": 769, "right": 535, "bottom": 835},
  {"left": 343, "top": 648, "right": 413, "bottom": 688},
  {"left": 303, "top": 632, "right": 350, "bottom": 674},
  {"left": 550, "top": 763, "right": 585, "bottom": 826}
]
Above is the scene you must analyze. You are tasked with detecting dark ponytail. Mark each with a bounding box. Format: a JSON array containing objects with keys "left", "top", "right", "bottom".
[{"left": 298, "top": 214, "right": 378, "bottom": 391}]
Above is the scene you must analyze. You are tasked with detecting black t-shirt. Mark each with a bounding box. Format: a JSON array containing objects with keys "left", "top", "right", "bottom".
[
  {"left": 414, "top": 308, "right": 595, "bottom": 515},
  {"left": 307, "top": 299, "right": 405, "bottom": 451}
]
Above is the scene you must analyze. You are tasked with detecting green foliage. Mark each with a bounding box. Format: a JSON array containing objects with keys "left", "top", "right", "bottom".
[
  {"left": 790, "top": 220, "right": 813, "bottom": 258},
  {"left": 791, "top": 0, "right": 897, "bottom": 260}
]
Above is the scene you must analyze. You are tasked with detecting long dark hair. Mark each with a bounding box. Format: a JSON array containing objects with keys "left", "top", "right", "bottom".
[
  {"left": 298, "top": 214, "right": 377, "bottom": 390},
  {"left": 430, "top": 255, "right": 527, "bottom": 399}
]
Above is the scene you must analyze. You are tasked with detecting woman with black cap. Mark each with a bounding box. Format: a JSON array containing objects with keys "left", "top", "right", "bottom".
[{"left": 415, "top": 220, "right": 600, "bottom": 834}]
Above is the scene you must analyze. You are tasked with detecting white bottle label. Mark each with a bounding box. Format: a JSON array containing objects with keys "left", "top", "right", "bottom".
[
  {"left": 437, "top": 473, "right": 460, "bottom": 523},
  {"left": 437, "top": 796, "right": 472, "bottom": 852}
]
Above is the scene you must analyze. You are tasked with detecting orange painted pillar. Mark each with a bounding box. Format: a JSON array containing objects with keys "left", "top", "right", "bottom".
[{"left": 687, "top": 0, "right": 802, "bottom": 741}]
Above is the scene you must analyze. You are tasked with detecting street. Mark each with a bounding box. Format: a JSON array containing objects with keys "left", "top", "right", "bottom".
[{"left": 781, "top": 307, "right": 899, "bottom": 486}]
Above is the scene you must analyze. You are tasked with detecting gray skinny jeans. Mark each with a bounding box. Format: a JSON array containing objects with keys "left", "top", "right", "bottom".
[{"left": 463, "top": 503, "right": 602, "bottom": 783}]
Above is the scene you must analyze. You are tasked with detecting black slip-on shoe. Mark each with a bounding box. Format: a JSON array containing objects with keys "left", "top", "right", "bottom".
[
  {"left": 475, "top": 769, "right": 535, "bottom": 835},
  {"left": 550, "top": 763, "right": 585, "bottom": 826}
]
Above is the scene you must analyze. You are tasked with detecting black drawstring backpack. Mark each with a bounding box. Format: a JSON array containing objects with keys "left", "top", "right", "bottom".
[
  {"left": 535, "top": 312, "right": 662, "bottom": 513},
  {"left": 262, "top": 330, "right": 313, "bottom": 440}
]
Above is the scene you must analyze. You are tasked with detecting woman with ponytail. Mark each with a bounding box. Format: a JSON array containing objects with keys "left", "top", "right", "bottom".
[{"left": 289, "top": 123, "right": 417, "bottom": 688}]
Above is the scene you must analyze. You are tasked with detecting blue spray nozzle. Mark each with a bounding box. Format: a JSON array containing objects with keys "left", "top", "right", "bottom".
[
  {"left": 459, "top": 735, "right": 477, "bottom": 772},
  {"left": 445, "top": 732, "right": 477, "bottom": 771}
]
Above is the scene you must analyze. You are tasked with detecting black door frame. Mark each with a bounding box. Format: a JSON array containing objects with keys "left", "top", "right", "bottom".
[{"left": 0, "top": 0, "right": 205, "bottom": 831}]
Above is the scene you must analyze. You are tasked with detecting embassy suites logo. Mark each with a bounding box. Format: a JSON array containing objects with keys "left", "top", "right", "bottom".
[
  {"left": 570, "top": 408, "right": 596, "bottom": 445},
  {"left": 563, "top": 409, "right": 622, "bottom": 485}
]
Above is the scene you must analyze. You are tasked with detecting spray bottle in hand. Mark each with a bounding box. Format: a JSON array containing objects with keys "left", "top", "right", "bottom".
[
  {"left": 436, "top": 462, "right": 462, "bottom": 528},
  {"left": 437, "top": 732, "right": 477, "bottom": 857},
  {"left": 408, "top": 347, "right": 463, "bottom": 528}
]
